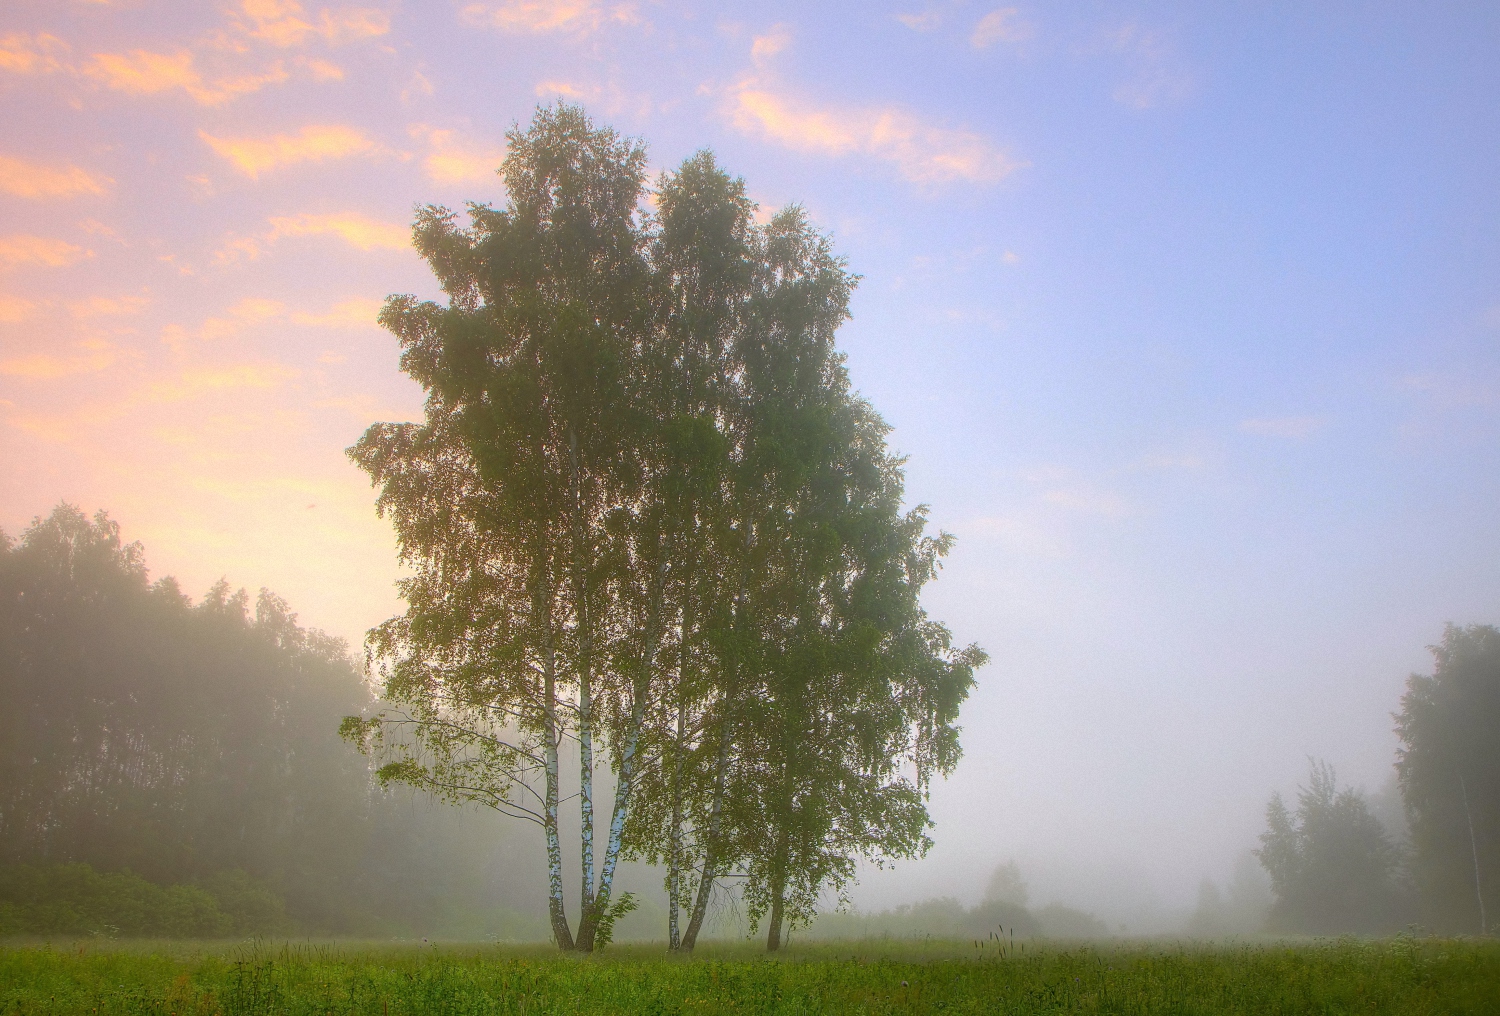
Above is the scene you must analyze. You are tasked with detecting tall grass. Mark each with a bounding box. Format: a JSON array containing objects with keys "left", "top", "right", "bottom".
[{"left": 0, "top": 936, "right": 1495, "bottom": 1014}]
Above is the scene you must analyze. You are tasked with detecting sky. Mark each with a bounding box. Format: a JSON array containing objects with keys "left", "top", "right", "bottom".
[{"left": 3, "top": 0, "right": 1499, "bottom": 926}]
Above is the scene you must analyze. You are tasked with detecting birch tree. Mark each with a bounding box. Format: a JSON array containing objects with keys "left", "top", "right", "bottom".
[
  {"left": 343, "top": 105, "right": 984, "bottom": 953},
  {"left": 343, "top": 105, "right": 658, "bottom": 952}
]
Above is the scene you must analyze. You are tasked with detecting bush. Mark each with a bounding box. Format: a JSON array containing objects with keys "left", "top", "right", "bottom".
[{"left": 0, "top": 863, "right": 288, "bottom": 938}]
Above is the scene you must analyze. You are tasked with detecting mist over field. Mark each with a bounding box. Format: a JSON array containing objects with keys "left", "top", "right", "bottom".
[{"left": 3, "top": 0, "right": 1499, "bottom": 950}]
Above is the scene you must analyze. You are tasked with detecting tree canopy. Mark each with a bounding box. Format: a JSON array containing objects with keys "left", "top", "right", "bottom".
[
  {"left": 1256, "top": 759, "right": 1411, "bottom": 934},
  {"left": 344, "top": 104, "right": 984, "bottom": 952},
  {"left": 0, "top": 503, "right": 542, "bottom": 938},
  {"left": 1396, "top": 624, "right": 1500, "bottom": 935}
]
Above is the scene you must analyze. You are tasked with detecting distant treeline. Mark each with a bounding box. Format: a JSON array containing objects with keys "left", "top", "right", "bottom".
[
  {"left": 0, "top": 505, "right": 548, "bottom": 939},
  {"left": 1248, "top": 625, "right": 1499, "bottom": 937}
]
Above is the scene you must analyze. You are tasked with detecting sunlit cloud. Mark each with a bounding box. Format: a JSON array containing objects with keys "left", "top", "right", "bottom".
[
  {"left": 197, "top": 298, "right": 286, "bottom": 343},
  {"left": 751, "top": 23, "right": 791, "bottom": 66},
  {"left": 410, "top": 125, "right": 506, "bottom": 185},
  {"left": 971, "top": 8, "right": 1032, "bottom": 49},
  {"left": 302, "top": 57, "right": 344, "bottom": 81},
  {"left": 460, "top": 0, "right": 641, "bottom": 34},
  {"left": 85, "top": 49, "right": 289, "bottom": 106},
  {"left": 0, "top": 234, "right": 91, "bottom": 269},
  {"left": 0, "top": 155, "right": 111, "bottom": 199},
  {"left": 213, "top": 212, "right": 408, "bottom": 265},
  {"left": 401, "top": 67, "right": 435, "bottom": 103},
  {"left": 239, "top": 0, "right": 391, "bottom": 48},
  {"left": 0, "top": 33, "right": 70, "bottom": 75},
  {"left": 0, "top": 294, "right": 37, "bottom": 321},
  {"left": 535, "top": 79, "right": 591, "bottom": 99},
  {"left": 131, "top": 363, "right": 302, "bottom": 407},
  {"left": 69, "top": 292, "right": 151, "bottom": 318},
  {"left": 0, "top": 338, "right": 117, "bottom": 380},
  {"left": 266, "top": 212, "right": 407, "bottom": 250},
  {"left": 726, "top": 28, "right": 1019, "bottom": 186},
  {"left": 1239, "top": 416, "right": 1324, "bottom": 439},
  {"left": 291, "top": 297, "right": 383, "bottom": 328},
  {"left": 199, "top": 124, "right": 375, "bottom": 178},
  {"left": 729, "top": 88, "right": 1019, "bottom": 185}
]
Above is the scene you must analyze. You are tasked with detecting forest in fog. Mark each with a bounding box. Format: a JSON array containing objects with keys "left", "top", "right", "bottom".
[{"left": 2, "top": 502, "right": 1495, "bottom": 943}]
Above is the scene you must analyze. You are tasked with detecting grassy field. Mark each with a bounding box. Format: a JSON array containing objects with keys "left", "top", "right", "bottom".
[{"left": 1, "top": 937, "right": 1496, "bottom": 1015}]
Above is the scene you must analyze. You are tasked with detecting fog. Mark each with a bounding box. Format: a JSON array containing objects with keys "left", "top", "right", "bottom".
[{"left": 4, "top": 1, "right": 1499, "bottom": 943}]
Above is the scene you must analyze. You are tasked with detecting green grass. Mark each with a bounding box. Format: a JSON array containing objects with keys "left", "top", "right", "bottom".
[{"left": 0, "top": 937, "right": 1496, "bottom": 1014}]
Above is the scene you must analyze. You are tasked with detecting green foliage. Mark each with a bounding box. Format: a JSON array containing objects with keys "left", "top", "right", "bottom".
[
  {"left": 1257, "top": 760, "right": 1413, "bottom": 934},
  {"left": 590, "top": 892, "right": 638, "bottom": 949},
  {"left": 0, "top": 863, "right": 285, "bottom": 938},
  {"left": 1396, "top": 624, "right": 1500, "bottom": 934},
  {"left": 0, "top": 504, "right": 551, "bottom": 939},
  {"left": 2, "top": 938, "right": 1498, "bottom": 1015},
  {"left": 347, "top": 103, "right": 984, "bottom": 953}
]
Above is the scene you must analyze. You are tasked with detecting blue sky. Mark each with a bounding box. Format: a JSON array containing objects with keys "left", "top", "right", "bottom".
[{"left": 3, "top": 0, "right": 1497, "bottom": 920}]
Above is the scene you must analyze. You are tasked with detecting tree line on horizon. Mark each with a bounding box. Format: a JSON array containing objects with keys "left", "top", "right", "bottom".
[
  {"left": 1250, "top": 625, "right": 1499, "bottom": 937},
  {"left": 0, "top": 505, "right": 553, "bottom": 940},
  {"left": 338, "top": 104, "right": 986, "bottom": 954}
]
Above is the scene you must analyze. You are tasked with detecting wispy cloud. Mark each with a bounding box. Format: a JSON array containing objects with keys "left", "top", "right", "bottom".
[
  {"left": 460, "top": 0, "right": 641, "bottom": 34},
  {"left": 213, "top": 212, "right": 408, "bottom": 265},
  {"left": 0, "top": 234, "right": 91, "bottom": 268},
  {"left": 199, "top": 124, "right": 375, "bottom": 178},
  {"left": 729, "top": 89, "right": 1019, "bottom": 185},
  {"left": 0, "top": 33, "right": 70, "bottom": 75},
  {"left": 896, "top": 11, "right": 941, "bottom": 32},
  {"left": 0, "top": 294, "right": 37, "bottom": 321},
  {"left": 0, "top": 338, "right": 117, "bottom": 379},
  {"left": 238, "top": 0, "right": 391, "bottom": 47},
  {"left": 535, "top": 79, "right": 591, "bottom": 99},
  {"left": 291, "top": 297, "right": 383, "bottom": 328},
  {"left": 971, "top": 8, "right": 1032, "bottom": 49},
  {"left": 1239, "top": 416, "right": 1324, "bottom": 439},
  {"left": 726, "top": 27, "right": 1020, "bottom": 186},
  {"left": 266, "top": 212, "right": 407, "bottom": 250},
  {"left": 144, "top": 363, "right": 299, "bottom": 403},
  {"left": 85, "top": 49, "right": 288, "bottom": 105},
  {"left": 410, "top": 125, "right": 506, "bottom": 185},
  {"left": 1096, "top": 23, "right": 1193, "bottom": 110},
  {"left": 160, "top": 298, "right": 286, "bottom": 350},
  {"left": 751, "top": 23, "right": 791, "bottom": 66},
  {"left": 69, "top": 292, "right": 151, "bottom": 318},
  {"left": 0, "top": 155, "right": 111, "bottom": 199}
]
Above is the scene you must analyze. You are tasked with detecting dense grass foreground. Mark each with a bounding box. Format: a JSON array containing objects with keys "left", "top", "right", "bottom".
[{"left": 0, "top": 938, "right": 1496, "bottom": 1015}]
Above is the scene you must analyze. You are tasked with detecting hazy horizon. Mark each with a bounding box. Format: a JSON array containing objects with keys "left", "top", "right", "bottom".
[{"left": 4, "top": 1, "right": 1498, "bottom": 930}]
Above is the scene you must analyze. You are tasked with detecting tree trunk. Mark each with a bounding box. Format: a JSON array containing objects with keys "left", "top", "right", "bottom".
[
  {"left": 1459, "top": 770, "right": 1488, "bottom": 935},
  {"left": 667, "top": 697, "right": 685, "bottom": 950},
  {"left": 575, "top": 560, "right": 662, "bottom": 953},
  {"left": 541, "top": 643, "right": 574, "bottom": 950},
  {"left": 766, "top": 883, "right": 786, "bottom": 952},
  {"left": 682, "top": 541, "right": 747, "bottom": 953},
  {"left": 667, "top": 557, "right": 693, "bottom": 951},
  {"left": 578, "top": 672, "right": 646, "bottom": 951},
  {"left": 569, "top": 426, "right": 597, "bottom": 949},
  {"left": 680, "top": 704, "right": 728, "bottom": 952}
]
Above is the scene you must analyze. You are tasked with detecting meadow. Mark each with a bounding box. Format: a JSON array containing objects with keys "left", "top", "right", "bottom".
[{"left": 1, "top": 937, "right": 1496, "bottom": 1015}]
